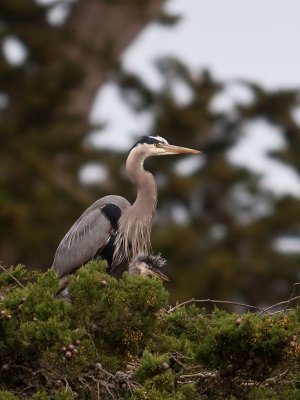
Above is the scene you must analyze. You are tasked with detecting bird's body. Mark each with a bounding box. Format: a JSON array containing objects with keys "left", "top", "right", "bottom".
[{"left": 52, "top": 136, "right": 200, "bottom": 277}]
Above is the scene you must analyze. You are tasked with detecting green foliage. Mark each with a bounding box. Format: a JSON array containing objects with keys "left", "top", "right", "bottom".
[
  {"left": 196, "top": 309, "right": 298, "bottom": 382},
  {"left": 0, "top": 392, "right": 19, "bottom": 400},
  {"left": 69, "top": 261, "right": 168, "bottom": 360},
  {"left": 245, "top": 387, "right": 300, "bottom": 400},
  {"left": 1, "top": 269, "right": 73, "bottom": 360},
  {"left": 0, "top": 390, "right": 73, "bottom": 400},
  {"left": 0, "top": 261, "right": 300, "bottom": 399},
  {"left": 134, "top": 351, "right": 169, "bottom": 382}
]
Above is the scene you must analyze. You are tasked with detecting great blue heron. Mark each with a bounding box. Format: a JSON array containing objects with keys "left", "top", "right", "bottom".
[
  {"left": 128, "top": 253, "right": 169, "bottom": 281},
  {"left": 52, "top": 135, "right": 200, "bottom": 278}
]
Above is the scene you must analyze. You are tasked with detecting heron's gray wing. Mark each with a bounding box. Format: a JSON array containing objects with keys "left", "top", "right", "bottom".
[
  {"left": 53, "top": 207, "right": 112, "bottom": 277},
  {"left": 53, "top": 195, "right": 130, "bottom": 276},
  {"left": 52, "top": 196, "right": 131, "bottom": 277}
]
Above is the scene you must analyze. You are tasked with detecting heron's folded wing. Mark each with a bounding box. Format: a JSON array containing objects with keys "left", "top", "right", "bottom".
[{"left": 53, "top": 206, "right": 112, "bottom": 277}]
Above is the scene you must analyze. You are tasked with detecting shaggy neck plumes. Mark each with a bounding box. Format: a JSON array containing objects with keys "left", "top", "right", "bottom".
[{"left": 112, "top": 149, "right": 157, "bottom": 267}]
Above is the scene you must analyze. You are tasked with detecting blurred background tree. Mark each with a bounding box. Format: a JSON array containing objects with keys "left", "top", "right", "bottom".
[
  {"left": 0, "top": 0, "right": 164, "bottom": 266},
  {"left": 1, "top": 0, "right": 300, "bottom": 307}
]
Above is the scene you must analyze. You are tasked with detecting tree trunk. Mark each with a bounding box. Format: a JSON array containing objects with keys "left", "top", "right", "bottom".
[{"left": 64, "top": 0, "right": 164, "bottom": 119}]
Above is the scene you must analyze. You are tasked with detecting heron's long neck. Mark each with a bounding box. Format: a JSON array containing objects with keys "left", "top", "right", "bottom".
[
  {"left": 113, "top": 151, "right": 157, "bottom": 267},
  {"left": 126, "top": 152, "right": 157, "bottom": 214}
]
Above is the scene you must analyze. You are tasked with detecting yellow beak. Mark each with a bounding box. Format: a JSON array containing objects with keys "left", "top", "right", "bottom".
[
  {"left": 149, "top": 268, "right": 170, "bottom": 282},
  {"left": 160, "top": 143, "right": 201, "bottom": 155},
  {"left": 140, "top": 264, "right": 170, "bottom": 281}
]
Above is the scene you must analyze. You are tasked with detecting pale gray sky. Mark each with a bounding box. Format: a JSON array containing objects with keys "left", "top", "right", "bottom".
[{"left": 124, "top": 0, "right": 300, "bottom": 89}]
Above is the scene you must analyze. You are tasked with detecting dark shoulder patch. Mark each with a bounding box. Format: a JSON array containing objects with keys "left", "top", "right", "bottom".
[{"left": 101, "top": 203, "right": 122, "bottom": 230}]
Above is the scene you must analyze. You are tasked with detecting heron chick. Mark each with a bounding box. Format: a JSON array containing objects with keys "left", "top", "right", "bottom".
[
  {"left": 52, "top": 136, "right": 200, "bottom": 278},
  {"left": 128, "top": 254, "right": 169, "bottom": 281}
]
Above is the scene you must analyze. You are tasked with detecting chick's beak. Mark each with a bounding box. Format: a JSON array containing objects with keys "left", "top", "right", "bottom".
[
  {"left": 149, "top": 268, "right": 170, "bottom": 282},
  {"left": 160, "top": 143, "right": 201, "bottom": 155},
  {"left": 141, "top": 264, "right": 169, "bottom": 281}
]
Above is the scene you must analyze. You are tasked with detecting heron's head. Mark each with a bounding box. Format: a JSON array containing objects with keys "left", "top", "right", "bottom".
[
  {"left": 130, "top": 136, "right": 201, "bottom": 158},
  {"left": 128, "top": 254, "right": 169, "bottom": 281}
]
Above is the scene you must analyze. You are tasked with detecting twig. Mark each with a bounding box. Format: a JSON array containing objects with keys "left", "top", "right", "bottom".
[
  {"left": 87, "top": 333, "right": 101, "bottom": 359},
  {"left": 97, "top": 380, "right": 100, "bottom": 400},
  {"left": 95, "top": 363, "right": 115, "bottom": 379},
  {"left": 257, "top": 295, "right": 300, "bottom": 316},
  {"left": 64, "top": 378, "right": 74, "bottom": 395},
  {"left": 125, "top": 380, "right": 134, "bottom": 397},
  {"left": 179, "top": 371, "right": 218, "bottom": 380},
  {"left": 264, "top": 368, "right": 290, "bottom": 385},
  {"left": 284, "top": 282, "right": 300, "bottom": 313},
  {"left": 269, "top": 308, "right": 293, "bottom": 315},
  {"left": 169, "top": 285, "right": 300, "bottom": 316},
  {"left": 10, "top": 365, "right": 43, "bottom": 377},
  {"left": 18, "top": 385, "right": 35, "bottom": 394},
  {"left": 0, "top": 265, "right": 24, "bottom": 288},
  {"left": 168, "top": 298, "right": 263, "bottom": 313},
  {"left": 234, "top": 368, "right": 290, "bottom": 387},
  {"left": 99, "top": 379, "right": 117, "bottom": 399},
  {"left": 86, "top": 374, "right": 101, "bottom": 400},
  {"left": 78, "top": 376, "right": 93, "bottom": 393}
]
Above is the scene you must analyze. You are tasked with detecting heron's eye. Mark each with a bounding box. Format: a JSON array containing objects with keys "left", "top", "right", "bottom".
[{"left": 154, "top": 143, "right": 160, "bottom": 148}]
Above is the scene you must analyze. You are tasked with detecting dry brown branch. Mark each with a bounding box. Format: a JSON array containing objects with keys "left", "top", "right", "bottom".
[
  {"left": 284, "top": 282, "right": 300, "bottom": 312},
  {"left": 168, "top": 298, "right": 263, "bottom": 313},
  {"left": 233, "top": 368, "right": 290, "bottom": 388},
  {"left": 64, "top": 378, "right": 74, "bottom": 396},
  {"left": 179, "top": 371, "right": 219, "bottom": 380},
  {"left": 177, "top": 366, "right": 291, "bottom": 390},
  {"left": 168, "top": 281, "right": 300, "bottom": 317},
  {"left": 95, "top": 363, "right": 115, "bottom": 379},
  {"left": 258, "top": 295, "right": 300, "bottom": 315},
  {"left": 264, "top": 368, "right": 290, "bottom": 385}
]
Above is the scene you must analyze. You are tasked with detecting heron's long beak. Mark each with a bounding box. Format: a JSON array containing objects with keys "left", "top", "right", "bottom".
[
  {"left": 148, "top": 267, "right": 170, "bottom": 282},
  {"left": 160, "top": 143, "right": 201, "bottom": 155},
  {"left": 141, "top": 264, "right": 169, "bottom": 281}
]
